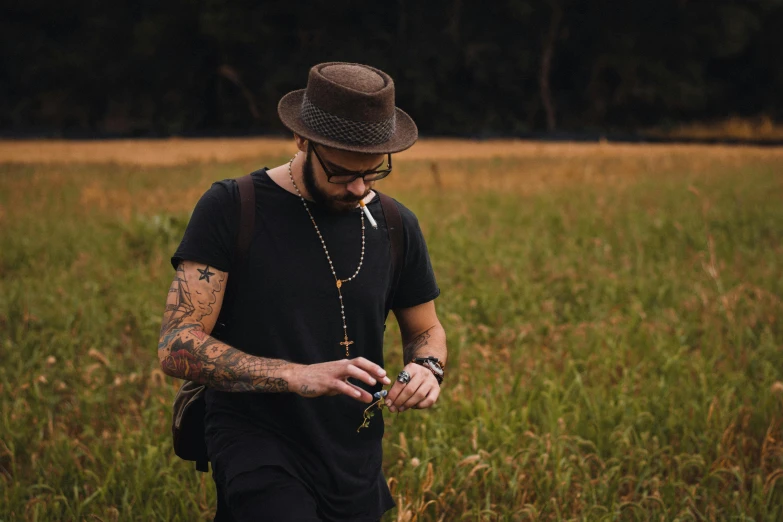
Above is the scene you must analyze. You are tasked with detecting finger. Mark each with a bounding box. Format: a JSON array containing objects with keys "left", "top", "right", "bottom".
[
  {"left": 332, "top": 379, "right": 373, "bottom": 403},
  {"left": 399, "top": 385, "right": 429, "bottom": 411},
  {"left": 390, "top": 375, "right": 424, "bottom": 412},
  {"left": 343, "top": 364, "right": 378, "bottom": 387},
  {"left": 385, "top": 379, "right": 405, "bottom": 409},
  {"left": 400, "top": 375, "right": 438, "bottom": 411},
  {"left": 412, "top": 384, "right": 440, "bottom": 409},
  {"left": 401, "top": 378, "right": 436, "bottom": 410},
  {"left": 350, "top": 357, "right": 392, "bottom": 385},
  {"left": 347, "top": 381, "right": 375, "bottom": 403},
  {"left": 385, "top": 367, "right": 415, "bottom": 407}
]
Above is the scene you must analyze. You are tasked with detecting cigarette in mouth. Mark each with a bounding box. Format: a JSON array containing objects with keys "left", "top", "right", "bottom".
[{"left": 359, "top": 200, "right": 378, "bottom": 229}]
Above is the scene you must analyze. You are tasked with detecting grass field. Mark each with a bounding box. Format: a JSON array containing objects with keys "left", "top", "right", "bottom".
[{"left": 1, "top": 139, "right": 783, "bottom": 521}]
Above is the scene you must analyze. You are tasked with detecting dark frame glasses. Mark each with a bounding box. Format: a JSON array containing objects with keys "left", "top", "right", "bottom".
[{"left": 310, "top": 143, "right": 392, "bottom": 184}]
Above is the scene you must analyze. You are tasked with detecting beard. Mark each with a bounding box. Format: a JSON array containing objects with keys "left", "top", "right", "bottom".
[{"left": 302, "top": 145, "right": 370, "bottom": 215}]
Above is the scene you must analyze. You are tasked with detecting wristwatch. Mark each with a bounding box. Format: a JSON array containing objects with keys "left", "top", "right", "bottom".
[{"left": 413, "top": 356, "right": 444, "bottom": 385}]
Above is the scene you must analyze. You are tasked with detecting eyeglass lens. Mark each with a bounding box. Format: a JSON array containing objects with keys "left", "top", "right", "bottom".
[{"left": 311, "top": 144, "right": 391, "bottom": 184}]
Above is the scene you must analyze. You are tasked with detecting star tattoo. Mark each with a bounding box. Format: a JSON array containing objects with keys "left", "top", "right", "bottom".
[{"left": 197, "top": 266, "right": 215, "bottom": 282}]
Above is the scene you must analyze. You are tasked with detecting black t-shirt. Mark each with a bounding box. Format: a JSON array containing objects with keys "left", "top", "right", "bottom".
[{"left": 171, "top": 169, "right": 439, "bottom": 520}]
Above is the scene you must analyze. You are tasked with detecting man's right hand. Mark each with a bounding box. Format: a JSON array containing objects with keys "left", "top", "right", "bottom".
[{"left": 289, "top": 357, "right": 391, "bottom": 403}]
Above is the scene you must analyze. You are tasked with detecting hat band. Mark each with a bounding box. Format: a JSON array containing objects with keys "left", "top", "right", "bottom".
[{"left": 300, "top": 94, "right": 396, "bottom": 146}]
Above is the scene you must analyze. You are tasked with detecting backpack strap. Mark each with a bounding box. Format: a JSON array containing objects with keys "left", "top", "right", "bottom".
[
  {"left": 378, "top": 192, "right": 404, "bottom": 316},
  {"left": 217, "top": 171, "right": 257, "bottom": 314},
  {"left": 194, "top": 171, "right": 256, "bottom": 473},
  {"left": 235, "top": 172, "right": 257, "bottom": 266}
]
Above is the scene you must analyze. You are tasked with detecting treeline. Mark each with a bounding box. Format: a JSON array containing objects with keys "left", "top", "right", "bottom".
[{"left": 2, "top": 0, "right": 782, "bottom": 137}]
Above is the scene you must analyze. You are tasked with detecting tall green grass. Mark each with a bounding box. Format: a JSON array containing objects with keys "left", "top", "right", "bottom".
[{"left": 1, "top": 153, "right": 782, "bottom": 521}]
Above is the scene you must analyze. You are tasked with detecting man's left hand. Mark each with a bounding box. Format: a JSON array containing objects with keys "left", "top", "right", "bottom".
[{"left": 385, "top": 362, "right": 440, "bottom": 412}]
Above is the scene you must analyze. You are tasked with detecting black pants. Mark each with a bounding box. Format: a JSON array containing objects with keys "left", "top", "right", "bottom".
[{"left": 214, "top": 465, "right": 322, "bottom": 522}]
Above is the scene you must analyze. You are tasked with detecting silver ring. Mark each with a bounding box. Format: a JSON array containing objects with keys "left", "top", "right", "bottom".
[{"left": 397, "top": 370, "right": 411, "bottom": 384}]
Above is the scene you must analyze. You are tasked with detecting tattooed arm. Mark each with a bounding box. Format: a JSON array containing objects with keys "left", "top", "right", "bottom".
[
  {"left": 395, "top": 301, "right": 447, "bottom": 365},
  {"left": 158, "top": 261, "right": 295, "bottom": 392},
  {"left": 158, "top": 261, "right": 389, "bottom": 399},
  {"left": 385, "top": 300, "right": 447, "bottom": 412}
]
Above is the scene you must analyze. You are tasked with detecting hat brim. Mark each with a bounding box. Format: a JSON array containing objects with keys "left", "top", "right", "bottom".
[{"left": 278, "top": 89, "right": 418, "bottom": 154}]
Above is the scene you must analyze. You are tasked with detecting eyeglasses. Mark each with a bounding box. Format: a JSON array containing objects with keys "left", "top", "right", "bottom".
[{"left": 310, "top": 143, "right": 392, "bottom": 184}]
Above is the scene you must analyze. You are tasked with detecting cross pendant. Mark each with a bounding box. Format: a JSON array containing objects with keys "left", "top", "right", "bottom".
[{"left": 340, "top": 335, "right": 354, "bottom": 357}]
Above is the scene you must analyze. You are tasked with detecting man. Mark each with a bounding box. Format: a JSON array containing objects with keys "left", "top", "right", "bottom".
[{"left": 158, "top": 62, "right": 447, "bottom": 521}]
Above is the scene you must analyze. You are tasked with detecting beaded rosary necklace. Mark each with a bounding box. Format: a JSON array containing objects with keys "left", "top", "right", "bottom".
[{"left": 287, "top": 155, "right": 365, "bottom": 357}]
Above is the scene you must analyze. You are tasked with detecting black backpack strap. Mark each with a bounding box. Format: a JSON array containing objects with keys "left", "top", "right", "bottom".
[
  {"left": 194, "top": 172, "right": 256, "bottom": 473},
  {"left": 235, "top": 172, "right": 256, "bottom": 266},
  {"left": 196, "top": 457, "right": 209, "bottom": 473},
  {"left": 216, "top": 172, "right": 257, "bottom": 317},
  {"left": 378, "top": 192, "right": 404, "bottom": 316}
]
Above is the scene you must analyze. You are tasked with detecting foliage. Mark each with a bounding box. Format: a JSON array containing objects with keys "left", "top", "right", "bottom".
[
  {"left": 2, "top": 1, "right": 783, "bottom": 136},
  {"left": 1, "top": 142, "right": 783, "bottom": 520}
]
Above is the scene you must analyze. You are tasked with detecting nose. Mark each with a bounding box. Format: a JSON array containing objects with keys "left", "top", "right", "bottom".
[{"left": 345, "top": 177, "right": 367, "bottom": 198}]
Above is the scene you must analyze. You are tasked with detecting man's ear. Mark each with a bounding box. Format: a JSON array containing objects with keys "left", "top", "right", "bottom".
[{"left": 293, "top": 133, "right": 308, "bottom": 153}]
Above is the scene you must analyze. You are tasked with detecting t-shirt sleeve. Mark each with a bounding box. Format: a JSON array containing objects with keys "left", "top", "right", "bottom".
[
  {"left": 391, "top": 202, "right": 441, "bottom": 309},
  {"left": 171, "top": 180, "right": 239, "bottom": 273}
]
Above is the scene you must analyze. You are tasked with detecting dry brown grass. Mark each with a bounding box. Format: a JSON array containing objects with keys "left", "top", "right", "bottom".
[
  {"left": 647, "top": 116, "right": 783, "bottom": 142},
  {"left": 0, "top": 138, "right": 294, "bottom": 166},
  {"left": 1, "top": 137, "right": 781, "bottom": 166},
  {"left": 2, "top": 138, "right": 782, "bottom": 224}
]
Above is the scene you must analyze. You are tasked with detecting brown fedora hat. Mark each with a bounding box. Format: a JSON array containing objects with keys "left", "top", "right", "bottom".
[{"left": 278, "top": 62, "right": 418, "bottom": 154}]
